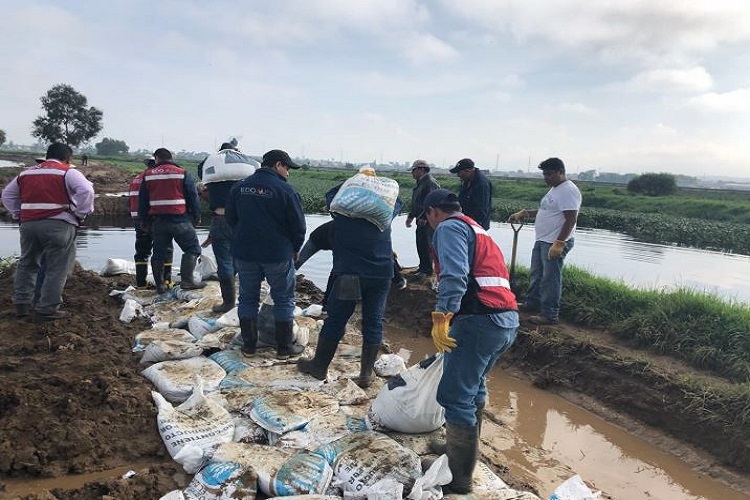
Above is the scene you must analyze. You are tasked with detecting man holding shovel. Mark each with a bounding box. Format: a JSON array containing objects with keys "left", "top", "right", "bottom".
[
  {"left": 422, "top": 188, "right": 519, "bottom": 494},
  {"left": 508, "top": 157, "right": 581, "bottom": 325}
]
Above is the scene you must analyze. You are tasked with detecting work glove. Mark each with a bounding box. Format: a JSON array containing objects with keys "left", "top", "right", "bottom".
[
  {"left": 548, "top": 240, "right": 566, "bottom": 260},
  {"left": 508, "top": 210, "right": 527, "bottom": 222},
  {"left": 431, "top": 311, "right": 457, "bottom": 353}
]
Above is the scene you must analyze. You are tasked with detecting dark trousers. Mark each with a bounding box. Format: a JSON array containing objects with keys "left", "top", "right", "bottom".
[
  {"left": 415, "top": 223, "right": 434, "bottom": 274},
  {"left": 134, "top": 220, "right": 173, "bottom": 266}
]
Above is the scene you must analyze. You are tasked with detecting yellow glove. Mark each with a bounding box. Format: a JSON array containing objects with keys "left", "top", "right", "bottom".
[
  {"left": 431, "top": 311, "right": 457, "bottom": 353},
  {"left": 548, "top": 240, "right": 566, "bottom": 259},
  {"left": 508, "top": 210, "right": 527, "bottom": 222}
]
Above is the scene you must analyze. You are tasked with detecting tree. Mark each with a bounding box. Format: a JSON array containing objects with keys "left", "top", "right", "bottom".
[
  {"left": 0, "top": 129, "right": 5, "bottom": 148},
  {"left": 627, "top": 173, "right": 677, "bottom": 196},
  {"left": 32, "top": 84, "right": 103, "bottom": 148},
  {"left": 95, "top": 137, "right": 129, "bottom": 156}
]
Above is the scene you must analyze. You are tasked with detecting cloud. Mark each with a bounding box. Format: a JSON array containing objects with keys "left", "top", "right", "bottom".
[
  {"left": 555, "top": 102, "right": 597, "bottom": 115},
  {"left": 620, "top": 67, "right": 714, "bottom": 93},
  {"left": 400, "top": 33, "right": 460, "bottom": 65},
  {"left": 687, "top": 87, "right": 750, "bottom": 113}
]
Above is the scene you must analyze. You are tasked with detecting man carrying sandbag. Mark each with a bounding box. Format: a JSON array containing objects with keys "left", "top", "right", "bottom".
[
  {"left": 226, "top": 149, "right": 306, "bottom": 359},
  {"left": 298, "top": 167, "right": 398, "bottom": 388},
  {"left": 422, "top": 189, "right": 519, "bottom": 494}
]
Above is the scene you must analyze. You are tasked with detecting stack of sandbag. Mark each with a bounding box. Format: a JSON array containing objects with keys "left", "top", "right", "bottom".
[{"left": 329, "top": 173, "right": 399, "bottom": 231}]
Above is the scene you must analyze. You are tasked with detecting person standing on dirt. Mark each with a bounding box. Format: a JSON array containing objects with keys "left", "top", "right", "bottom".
[
  {"left": 1, "top": 142, "right": 95, "bottom": 322},
  {"left": 450, "top": 158, "right": 493, "bottom": 230},
  {"left": 138, "top": 148, "right": 205, "bottom": 293},
  {"left": 226, "top": 149, "right": 306, "bottom": 360},
  {"left": 508, "top": 157, "right": 581, "bottom": 325},
  {"left": 197, "top": 142, "right": 257, "bottom": 313},
  {"left": 405, "top": 159, "right": 440, "bottom": 280},
  {"left": 421, "top": 188, "right": 518, "bottom": 494},
  {"left": 298, "top": 167, "right": 398, "bottom": 389},
  {"left": 129, "top": 156, "right": 174, "bottom": 288},
  {"left": 81, "top": 154, "right": 88, "bottom": 167}
]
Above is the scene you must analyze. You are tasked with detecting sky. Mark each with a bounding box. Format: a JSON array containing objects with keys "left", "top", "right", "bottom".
[{"left": 2, "top": 1, "right": 750, "bottom": 177}]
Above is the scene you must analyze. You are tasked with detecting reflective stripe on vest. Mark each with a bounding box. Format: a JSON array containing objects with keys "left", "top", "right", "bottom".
[
  {"left": 129, "top": 171, "right": 145, "bottom": 219},
  {"left": 144, "top": 164, "right": 187, "bottom": 216}
]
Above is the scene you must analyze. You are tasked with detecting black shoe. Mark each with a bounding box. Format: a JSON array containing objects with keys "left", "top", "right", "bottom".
[
  {"left": 527, "top": 315, "right": 559, "bottom": 325},
  {"left": 15, "top": 304, "right": 30, "bottom": 317},
  {"left": 34, "top": 310, "right": 69, "bottom": 323},
  {"left": 411, "top": 271, "right": 432, "bottom": 280},
  {"left": 518, "top": 302, "right": 540, "bottom": 313},
  {"left": 392, "top": 276, "right": 407, "bottom": 290}
]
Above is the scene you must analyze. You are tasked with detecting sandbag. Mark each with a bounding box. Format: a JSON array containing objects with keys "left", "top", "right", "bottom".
[
  {"left": 100, "top": 258, "right": 135, "bottom": 276},
  {"left": 133, "top": 328, "right": 197, "bottom": 352},
  {"left": 329, "top": 173, "right": 399, "bottom": 231},
  {"left": 367, "top": 354, "right": 445, "bottom": 433},
  {"left": 188, "top": 316, "right": 221, "bottom": 339},
  {"left": 183, "top": 461, "right": 257, "bottom": 500},
  {"left": 142, "top": 356, "right": 226, "bottom": 403},
  {"left": 313, "top": 431, "right": 422, "bottom": 495},
  {"left": 247, "top": 390, "right": 339, "bottom": 435},
  {"left": 152, "top": 386, "right": 235, "bottom": 469},
  {"left": 140, "top": 340, "right": 204, "bottom": 367},
  {"left": 201, "top": 150, "right": 259, "bottom": 184},
  {"left": 196, "top": 254, "right": 219, "bottom": 281}
]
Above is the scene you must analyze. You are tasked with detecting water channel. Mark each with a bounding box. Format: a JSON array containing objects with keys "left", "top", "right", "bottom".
[{"left": 1, "top": 213, "right": 749, "bottom": 498}]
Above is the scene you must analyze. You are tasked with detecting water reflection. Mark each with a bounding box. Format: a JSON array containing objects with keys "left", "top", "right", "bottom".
[{"left": 0, "top": 213, "right": 749, "bottom": 304}]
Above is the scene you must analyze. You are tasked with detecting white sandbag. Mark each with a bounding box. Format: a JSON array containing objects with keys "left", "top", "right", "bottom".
[
  {"left": 216, "top": 307, "right": 239, "bottom": 327},
  {"left": 372, "top": 348, "right": 411, "bottom": 377},
  {"left": 188, "top": 316, "right": 221, "bottom": 339},
  {"left": 315, "top": 378, "right": 368, "bottom": 406},
  {"left": 100, "top": 258, "right": 136, "bottom": 276},
  {"left": 196, "top": 327, "right": 241, "bottom": 350},
  {"left": 211, "top": 442, "right": 333, "bottom": 497},
  {"left": 267, "top": 496, "right": 340, "bottom": 499},
  {"left": 209, "top": 350, "right": 254, "bottom": 374},
  {"left": 274, "top": 411, "right": 356, "bottom": 450},
  {"left": 119, "top": 298, "right": 145, "bottom": 323},
  {"left": 201, "top": 150, "right": 259, "bottom": 184},
  {"left": 133, "top": 328, "right": 196, "bottom": 352},
  {"left": 152, "top": 386, "right": 234, "bottom": 470},
  {"left": 406, "top": 454, "right": 450, "bottom": 500},
  {"left": 248, "top": 390, "right": 339, "bottom": 435},
  {"left": 367, "top": 354, "right": 445, "bottom": 433},
  {"left": 196, "top": 254, "right": 219, "bottom": 281},
  {"left": 344, "top": 477, "right": 403, "bottom": 499},
  {"left": 302, "top": 304, "right": 324, "bottom": 317},
  {"left": 159, "top": 491, "right": 185, "bottom": 500},
  {"left": 314, "top": 431, "right": 422, "bottom": 495},
  {"left": 471, "top": 460, "right": 541, "bottom": 499},
  {"left": 140, "top": 340, "right": 204, "bottom": 367},
  {"left": 231, "top": 412, "right": 268, "bottom": 444},
  {"left": 329, "top": 173, "right": 399, "bottom": 231},
  {"left": 142, "top": 356, "right": 226, "bottom": 403},
  {"left": 183, "top": 461, "right": 257, "bottom": 500},
  {"left": 550, "top": 475, "right": 599, "bottom": 500}
]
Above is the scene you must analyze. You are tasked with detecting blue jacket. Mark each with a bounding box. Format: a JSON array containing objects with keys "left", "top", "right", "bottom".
[
  {"left": 226, "top": 168, "right": 306, "bottom": 263},
  {"left": 458, "top": 170, "right": 492, "bottom": 230},
  {"left": 332, "top": 213, "right": 393, "bottom": 279}
]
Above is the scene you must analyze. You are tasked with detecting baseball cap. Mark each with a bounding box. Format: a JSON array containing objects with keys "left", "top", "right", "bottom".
[
  {"left": 411, "top": 159, "right": 430, "bottom": 171},
  {"left": 358, "top": 166, "right": 376, "bottom": 176},
  {"left": 418, "top": 188, "right": 461, "bottom": 218},
  {"left": 262, "top": 149, "right": 300, "bottom": 169},
  {"left": 449, "top": 158, "right": 475, "bottom": 174}
]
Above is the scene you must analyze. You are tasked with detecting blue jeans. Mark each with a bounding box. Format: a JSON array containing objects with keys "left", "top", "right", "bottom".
[
  {"left": 209, "top": 215, "right": 234, "bottom": 280},
  {"left": 437, "top": 313, "right": 518, "bottom": 426},
  {"left": 151, "top": 217, "right": 201, "bottom": 261},
  {"left": 235, "top": 258, "right": 296, "bottom": 321},
  {"left": 318, "top": 276, "right": 391, "bottom": 345},
  {"left": 526, "top": 239, "right": 574, "bottom": 321}
]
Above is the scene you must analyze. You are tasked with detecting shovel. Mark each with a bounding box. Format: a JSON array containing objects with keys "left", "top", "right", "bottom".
[{"left": 509, "top": 220, "right": 524, "bottom": 293}]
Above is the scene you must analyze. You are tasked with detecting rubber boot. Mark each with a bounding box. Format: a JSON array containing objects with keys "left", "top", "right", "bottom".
[
  {"left": 212, "top": 276, "right": 236, "bottom": 313},
  {"left": 351, "top": 343, "right": 380, "bottom": 388},
  {"left": 444, "top": 423, "right": 479, "bottom": 494},
  {"left": 298, "top": 336, "right": 339, "bottom": 380},
  {"left": 276, "top": 321, "right": 304, "bottom": 359},
  {"left": 135, "top": 262, "right": 149, "bottom": 288},
  {"left": 15, "top": 304, "right": 30, "bottom": 318},
  {"left": 239, "top": 317, "right": 258, "bottom": 357},
  {"left": 429, "top": 402, "right": 485, "bottom": 455},
  {"left": 180, "top": 254, "right": 206, "bottom": 290},
  {"left": 151, "top": 260, "right": 167, "bottom": 294}
]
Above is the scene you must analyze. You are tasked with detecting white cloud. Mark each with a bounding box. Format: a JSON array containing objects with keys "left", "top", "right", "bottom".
[
  {"left": 687, "top": 87, "right": 750, "bottom": 113},
  {"left": 621, "top": 67, "right": 714, "bottom": 94},
  {"left": 556, "top": 102, "right": 597, "bottom": 115},
  {"left": 400, "top": 33, "right": 460, "bottom": 65}
]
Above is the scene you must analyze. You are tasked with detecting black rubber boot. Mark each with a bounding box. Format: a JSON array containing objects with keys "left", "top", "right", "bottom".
[
  {"left": 297, "top": 336, "right": 339, "bottom": 380},
  {"left": 135, "top": 262, "right": 149, "bottom": 288},
  {"left": 430, "top": 402, "right": 485, "bottom": 455},
  {"left": 180, "top": 254, "right": 206, "bottom": 290},
  {"left": 212, "top": 277, "right": 236, "bottom": 313},
  {"left": 239, "top": 317, "right": 258, "bottom": 357},
  {"left": 15, "top": 304, "right": 30, "bottom": 318},
  {"left": 151, "top": 260, "right": 167, "bottom": 294},
  {"left": 351, "top": 343, "right": 380, "bottom": 388},
  {"left": 276, "top": 321, "right": 304, "bottom": 359},
  {"left": 444, "top": 423, "right": 478, "bottom": 494},
  {"left": 163, "top": 262, "right": 173, "bottom": 286}
]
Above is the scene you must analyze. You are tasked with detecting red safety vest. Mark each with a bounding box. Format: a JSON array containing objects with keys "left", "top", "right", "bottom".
[
  {"left": 143, "top": 163, "right": 186, "bottom": 216},
  {"left": 128, "top": 171, "right": 146, "bottom": 218},
  {"left": 434, "top": 214, "right": 517, "bottom": 314},
  {"left": 18, "top": 161, "right": 71, "bottom": 222}
]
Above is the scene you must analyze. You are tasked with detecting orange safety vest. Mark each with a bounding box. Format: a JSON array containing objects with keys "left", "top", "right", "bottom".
[
  {"left": 143, "top": 163, "right": 186, "bottom": 216},
  {"left": 18, "top": 161, "right": 71, "bottom": 222},
  {"left": 434, "top": 214, "right": 517, "bottom": 314},
  {"left": 128, "top": 171, "right": 146, "bottom": 218}
]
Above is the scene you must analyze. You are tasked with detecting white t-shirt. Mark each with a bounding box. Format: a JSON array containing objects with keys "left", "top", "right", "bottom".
[{"left": 534, "top": 180, "right": 582, "bottom": 243}]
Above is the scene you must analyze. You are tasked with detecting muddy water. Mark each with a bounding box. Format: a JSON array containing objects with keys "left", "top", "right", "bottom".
[{"left": 385, "top": 327, "right": 750, "bottom": 500}]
